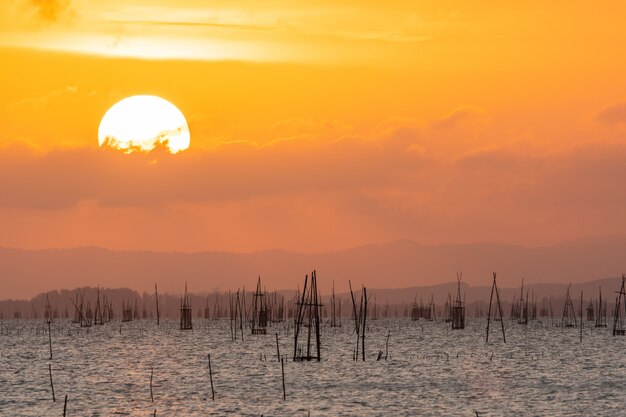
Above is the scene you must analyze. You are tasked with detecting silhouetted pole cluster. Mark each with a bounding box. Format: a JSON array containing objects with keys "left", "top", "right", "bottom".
[
  {"left": 293, "top": 271, "right": 322, "bottom": 361},
  {"left": 486, "top": 273, "right": 506, "bottom": 343},
  {"left": 349, "top": 281, "right": 368, "bottom": 361}
]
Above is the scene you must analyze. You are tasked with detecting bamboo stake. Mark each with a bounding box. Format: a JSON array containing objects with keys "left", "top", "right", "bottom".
[
  {"left": 238, "top": 292, "right": 244, "bottom": 341},
  {"left": 150, "top": 367, "right": 154, "bottom": 402},
  {"left": 580, "top": 290, "right": 583, "bottom": 343},
  {"left": 293, "top": 275, "right": 308, "bottom": 361},
  {"left": 281, "top": 358, "right": 286, "bottom": 400},
  {"left": 313, "top": 272, "right": 321, "bottom": 361},
  {"left": 208, "top": 354, "right": 215, "bottom": 401},
  {"left": 385, "top": 331, "right": 390, "bottom": 360},
  {"left": 486, "top": 275, "right": 494, "bottom": 343},
  {"left": 348, "top": 281, "right": 359, "bottom": 333},
  {"left": 47, "top": 321, "right": 53, "bottom": 360},
  {"left": 354, "top": 293, "right": 362, "bottom": 360},
  {"left": 229, "top": 292, "right": 234, "bottom": 341},
  {"left": 155, "top": 284, "right": 160, "bottom": 326},
  {"left": 48, "top": 364, "right": 55, "bottom": 402},
  {"left": 362, "top": 287, "right": 367, "bottom": 361},
  {"left": 495, "top": 277, "right": 506, "bottom": 343},
  {"left": 306, "top": 284, "right": 313, "bottom": 359}
]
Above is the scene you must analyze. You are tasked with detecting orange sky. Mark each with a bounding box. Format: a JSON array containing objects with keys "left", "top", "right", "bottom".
[{"left": 1, "top": 1, "right": 626, "bottom": 253}]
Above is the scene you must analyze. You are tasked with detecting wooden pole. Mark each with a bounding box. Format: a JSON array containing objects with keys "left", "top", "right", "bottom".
[
  {"left": 63, "top": 395, "right": 67, "bottom": 416},
  {"left": 348, "top": 281, "right": 359, "bottom": 333},
  {"left": 150, "top": 367, "right": 154, "bottom": 402},
  {"left": 293, "top": 275, "right": 308, "bottom": 361},
  {"left": 242, "top": 286, "right": 248, "bottom": 329},
  {"left": 486, "top": 275, "right": 495, "bottom": 343},
  {"left": 362, "top": 287, "right": 367, "bottom": 361},
  {"left": 48, "top": 364, "right": 55, "bottom": 402},
  {"left": 314, "top": 272, "right": 321, "bottom": 362},
  {"left": 549, "top": 297, "right": 553, "bottom": 326},
  {"left": 580, "top": 290, "right": 583, "bottom": 343},
  {"left": 239, "top": 292, "right": 244, "bottom": 341},
  {"left": 494, "top": 278, "right": 506, "bottom": 343},
  {"left": 385, "top": 330, "right": 390, "bottom": 360},
  {"left": 355, "top": 291, "right": 363, "bottom": 360},
  {"left": 208, "top": 354, "right": 215, "bottom": 401},
  {"left": 307, "top": 284, "right": 313, "bottom": 359},
  {"left": 155, "top": 284, "right": 160, "bottom": 326},
  {"left": 275, "top": 333, "right": 281, "bottom": 362},
  {"left": 331, "top": 281, "right": 336, "bottom": 327},
  {"left": 495, "top": 276, "right": 506, "bottom": 343},
  {"left": 620, "top": 274, "right": 626, "bottom": 330},
  {"left": 281, "top": 358, "right": 286, "bottom": 400},
  {"left": 598, "top": 287, "right": 603, "bottom": 327},
  {"left": 229, "top": 292, "right": 234, "bottom": 341},
  {"left": 48, "top": 321, "right": 53, "bottom": 360}
]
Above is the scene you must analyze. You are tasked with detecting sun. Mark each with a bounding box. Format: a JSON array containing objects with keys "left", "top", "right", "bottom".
[{"left": 98, "top": 95, "right": 190, "bottom": 154}]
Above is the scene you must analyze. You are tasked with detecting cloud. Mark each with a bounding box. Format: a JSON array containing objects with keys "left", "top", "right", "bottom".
[
  {"left": 265, "top": 118, "right": 352, "bottom": 145},
  {"left": 3, "top": 135, "right": 626, "bottom": 252},
  {"left": 327, "top": 30, "right": 430, "bottom": 44},
  {"left": 109, "top": 19, "right": 273, "bottom": 32},
  {"left": 8, "top": 85, "right": 78, "bottom": 110},
  {"left": 4, "top": 115, "right": 625, "bottom": 217},
  {"left": 433, "top": 106, "right": 489, "bottom": 129},
  {"left": 456, "top": 147, "right": 525, "bottom": 170},
  {"left": 596, "top": 101, "right": 626, "bottom": 125},
  {"left": 0, "top": 125, "right": 427, "bottom": 209},
  {"left": 29, "top": 0, "right": 71, "bottom": 22},
  {"left": 449, "top": 141, "right": 626, "bottom": 212}
]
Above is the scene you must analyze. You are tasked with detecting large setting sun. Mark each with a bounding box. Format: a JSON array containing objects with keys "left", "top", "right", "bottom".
[{"left": 98, "top": 95, "right": 190, "bottom": 154}]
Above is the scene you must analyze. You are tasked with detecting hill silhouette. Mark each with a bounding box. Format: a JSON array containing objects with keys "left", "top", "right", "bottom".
[{"left": 2, "top": 236, "right": 626, "bottom": 300}]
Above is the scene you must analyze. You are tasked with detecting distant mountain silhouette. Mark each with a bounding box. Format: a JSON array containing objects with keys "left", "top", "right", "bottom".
[{"left": 2, "top": 236, "right": 626, "bottom": 300}]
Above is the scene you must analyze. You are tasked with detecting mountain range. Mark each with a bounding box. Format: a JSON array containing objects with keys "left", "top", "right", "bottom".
[{"left": 2, "top": 236, "right": 626, "bottom": 300}]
